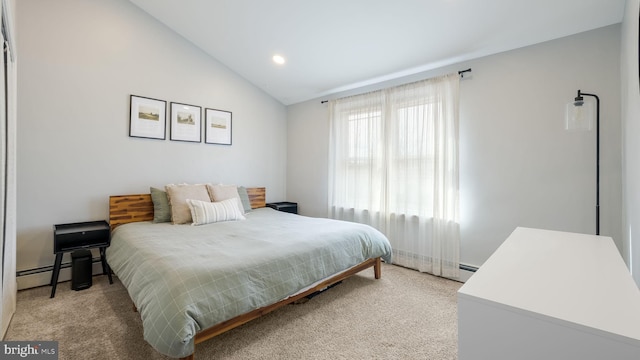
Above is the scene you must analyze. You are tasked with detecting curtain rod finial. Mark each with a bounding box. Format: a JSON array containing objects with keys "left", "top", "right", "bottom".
[{"left": 458, "top": 68, "right": 472, "bottom": 78}]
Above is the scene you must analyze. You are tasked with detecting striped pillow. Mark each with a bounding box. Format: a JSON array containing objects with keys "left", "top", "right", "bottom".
[{"left": 186, "top": 198, "right": 246, "bottom": 225}]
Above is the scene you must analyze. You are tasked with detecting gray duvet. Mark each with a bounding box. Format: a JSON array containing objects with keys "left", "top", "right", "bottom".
[{"left": 106, "top": 208, "right": 392, "bottom": 358}]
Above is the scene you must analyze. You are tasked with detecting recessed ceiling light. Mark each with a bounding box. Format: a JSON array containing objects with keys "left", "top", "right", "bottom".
[{"left": 272, "top": 54, "right": 285, "bottom": 65}]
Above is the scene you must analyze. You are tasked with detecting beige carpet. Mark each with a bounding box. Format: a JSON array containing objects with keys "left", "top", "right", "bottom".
[{"left": 5, "top": 264, "right": 462, "bottom": 359}]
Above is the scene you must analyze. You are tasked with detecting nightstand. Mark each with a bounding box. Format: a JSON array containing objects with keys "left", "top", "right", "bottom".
[
  {"left": 50, "top": 220, "right": 113, "bottom": 298},
  {"left": 266, "top": 202, "right": 298, "bottom": 214}
]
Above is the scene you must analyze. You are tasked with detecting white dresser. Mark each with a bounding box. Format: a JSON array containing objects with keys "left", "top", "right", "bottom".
[{"left": 458, "top": 227, "right": 640, "bottom": 360}]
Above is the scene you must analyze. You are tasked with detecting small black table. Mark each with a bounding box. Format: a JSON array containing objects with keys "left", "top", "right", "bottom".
[
  {"left": 50, "top": 220, "right": 112, "bottom": 298},
  {"left": 266, "top": 202, "right": 298, "bottom": 214}
]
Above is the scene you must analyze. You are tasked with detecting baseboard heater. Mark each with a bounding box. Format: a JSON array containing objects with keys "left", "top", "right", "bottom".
[
  {"left": 460, "top": 264, "right": 478, "bottom": 272},
  {"left": 16, "top": 257, "right": 103, "bottom": 277}
]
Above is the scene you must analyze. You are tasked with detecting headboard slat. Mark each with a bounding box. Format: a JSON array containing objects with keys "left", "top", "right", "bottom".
[
  {"left": 246, "top": 187, "right": 266, "bottom": 209},
  {"left": 109, "top": 194, "right": 154, "bottom": 231}
]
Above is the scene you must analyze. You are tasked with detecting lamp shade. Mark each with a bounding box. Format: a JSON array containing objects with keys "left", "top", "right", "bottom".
[{"left": 565, "top": 100, "right": 593, "bottom": 131}]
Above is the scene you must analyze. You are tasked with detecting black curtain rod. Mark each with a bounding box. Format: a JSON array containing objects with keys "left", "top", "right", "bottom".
[{"left": 321, "top": 68, "right": 472, "bottom": 103}]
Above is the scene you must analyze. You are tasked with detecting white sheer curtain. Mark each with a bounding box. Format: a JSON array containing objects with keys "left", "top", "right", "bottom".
[{"left": 328, "top": 73, "right": 460, "bottom": 278}]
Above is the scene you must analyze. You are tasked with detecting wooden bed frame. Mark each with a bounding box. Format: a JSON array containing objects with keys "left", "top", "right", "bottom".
[{"left": 108, "top": 187, "right": 382, "bottom": 360}]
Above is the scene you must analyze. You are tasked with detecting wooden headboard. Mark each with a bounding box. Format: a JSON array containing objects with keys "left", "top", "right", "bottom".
[{"left": 109, "top": 187, "right": 266, "bottom": 231}]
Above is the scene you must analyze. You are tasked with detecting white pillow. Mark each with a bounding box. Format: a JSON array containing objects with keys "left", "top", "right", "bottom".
[
  {"left": 165, "top": 184, "right": 211, "bottom": 224},
  {"left": 206, "top": 183, "right": 246, "bottom": 214},
  {"left": 187, "top": 198, "right": 246, "bottom": 226}
]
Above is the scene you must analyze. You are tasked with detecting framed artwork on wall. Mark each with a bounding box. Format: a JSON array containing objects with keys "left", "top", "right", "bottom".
[
  {"left": 204, "top": 108, "right": 232, "bottom": 145},
  {"left": 170, "top": 102, "right": 202, "bottom": 142},
  {"left": 129, "top": 95, "right": 166, "bottom": 140}
]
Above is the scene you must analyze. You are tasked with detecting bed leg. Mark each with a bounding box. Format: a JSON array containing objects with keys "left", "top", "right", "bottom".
[
  {"left": 374, "top": 257, "right": 381, "bottom": 279},
  {"left": 179, "top": 355, "right": 194, "bottom": 360}
]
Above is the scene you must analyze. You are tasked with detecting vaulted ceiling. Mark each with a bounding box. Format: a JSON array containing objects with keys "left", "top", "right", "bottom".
[{"left": 128, "top": 0, "right": 626, "bottom": 105}]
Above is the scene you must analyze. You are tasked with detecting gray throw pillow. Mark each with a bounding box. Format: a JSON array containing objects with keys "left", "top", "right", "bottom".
[
  {"left": 237, "top": 186, "right": 252, "bottom": 212},
  {"left": 150, "top": 187, "right": 171, "bottom": 223}
]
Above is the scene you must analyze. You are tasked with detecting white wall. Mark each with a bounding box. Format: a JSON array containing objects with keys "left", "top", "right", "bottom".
[
  {"left": 286, "top": 101, "right": 330, "bottom": 218},
  {"left": 16, "top": 0, "right": 287, "bottom": 288},
  {"left": 621, "top": 0, "right": 640, "bottom": 287},
  {"left": 287, "top": 25, "right": 622, "bottom": 270}
]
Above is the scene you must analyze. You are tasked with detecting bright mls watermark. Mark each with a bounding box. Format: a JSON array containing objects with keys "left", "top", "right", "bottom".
[{"left": 1, "top": 341, "right": 58, "bottom": 359}]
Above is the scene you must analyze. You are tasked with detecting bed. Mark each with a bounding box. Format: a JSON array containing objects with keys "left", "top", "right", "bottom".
[{"left": 106, "top": 187, "right": 392, "bottom": 359}]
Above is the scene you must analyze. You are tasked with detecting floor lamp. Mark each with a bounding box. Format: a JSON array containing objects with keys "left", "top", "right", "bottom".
[{"left": 567, "top": 90, "right": 600, "bottom": 235}]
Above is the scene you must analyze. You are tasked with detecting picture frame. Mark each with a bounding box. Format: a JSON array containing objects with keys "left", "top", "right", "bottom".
[
  {"left": 129, "top": 95, "right": 166, "bottom": 140},
  {"left": 204, "top": 108, "right": 232, "bottom": 145},
  {"left": 170, "top": 102, "right": 202, "bottom": 142}
]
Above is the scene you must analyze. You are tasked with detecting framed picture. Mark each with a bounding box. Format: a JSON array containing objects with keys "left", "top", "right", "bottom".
[
  {"left": 170, "top": 102, "right": 202, "bottom": 142},
  {"left": 129, "top": 95, "right": 166, "bottom": 140},
  {"left": 205, "top": 108, "right": 232, "bottom": 145}
]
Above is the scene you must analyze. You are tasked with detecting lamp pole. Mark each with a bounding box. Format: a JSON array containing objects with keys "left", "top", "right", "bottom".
[{"left": 575, "top": 90, "right": 600, "bottom": 235}]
